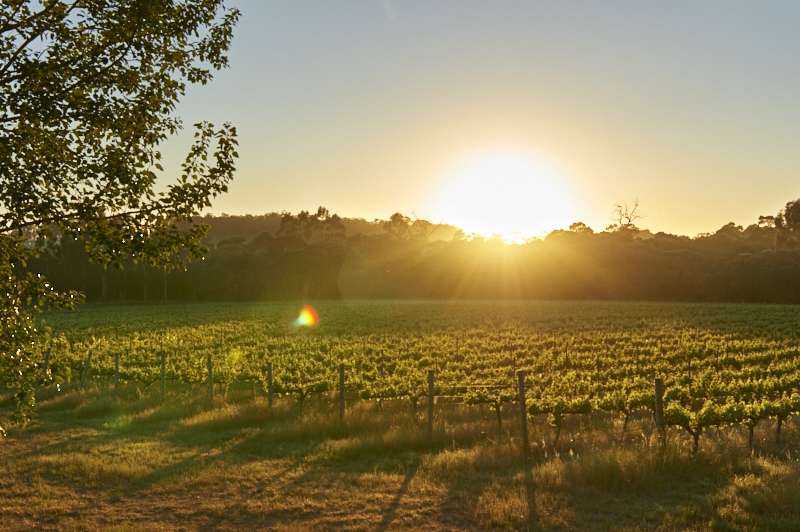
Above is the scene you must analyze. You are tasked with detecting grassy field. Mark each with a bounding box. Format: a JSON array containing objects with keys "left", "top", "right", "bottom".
[
  {"left": 3, "top": 301, "right": 800, "bottom": 530},
  {"left": 3, "top": 382, "right": 800, "bottom": 531}
]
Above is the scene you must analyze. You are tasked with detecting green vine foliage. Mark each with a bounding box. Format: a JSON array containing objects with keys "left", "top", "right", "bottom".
[
  {"left": 0, "top": 0, "right": 240, "bottom": 432},
  {"left": 464, "top": 388, "right": 517, "bottom": 429},
  {"left": 16, "top": 301, "right": 800, "bottom": 448}
]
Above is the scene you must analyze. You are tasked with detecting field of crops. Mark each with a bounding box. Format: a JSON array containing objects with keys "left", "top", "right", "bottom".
[{"left": 36, "top": 300, "right": 800, "bottom": 453}]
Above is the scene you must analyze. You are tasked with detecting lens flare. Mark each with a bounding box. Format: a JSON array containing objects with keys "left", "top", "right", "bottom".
[{"left": 293, "top": 305, "right": 320, "bottom": 328}]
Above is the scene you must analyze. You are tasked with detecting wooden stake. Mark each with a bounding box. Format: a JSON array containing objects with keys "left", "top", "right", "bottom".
[
  {"left": 517, "top": 370, "right": 530, "bottom": 457},
  {"left": 427, "top": 369, "right": 434, "bottom": 438},
  {"left": 41, "top": 348, "right": 51, "bottom": 377},
  {"left": 114, "top": 352, "right": 119, "bottom": 393},
  {"left": 339, "top": 363, "right": 346, "bottom": 419},
  {"left": 267, "top": 362, "right": 273, "bottom": 408},
  {"left": 655, "top": 378, "right": 665, "bottom": 450},
  {"left": 160, "top": 351, "right": 166, "bottom": 398},
  {"left": 207, "top": 355, "right": 214, "bottom": 403},
  {"left": 79, "top": 351, "right": 92, "bottom": 390}
]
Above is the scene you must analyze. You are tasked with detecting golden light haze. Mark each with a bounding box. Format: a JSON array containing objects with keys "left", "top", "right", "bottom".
[
  {"left": 426, "top": 149, "right": 580, "bottom": 240},
  {"left": 160, "top": 1, "right": 800, "bottom": 238}
]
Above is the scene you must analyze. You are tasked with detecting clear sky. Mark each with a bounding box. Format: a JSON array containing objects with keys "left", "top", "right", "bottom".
[{"left": 161, "top": 1, "right": 800, "bottom": 239}]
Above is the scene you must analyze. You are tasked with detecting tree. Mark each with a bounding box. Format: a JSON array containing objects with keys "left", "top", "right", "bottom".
[
  {"left": 568, "top": 222, "right": 594, "bottom": 235},
  {"left": 247, "top": 230, "right": 275, "bottom": 252},
  {"left": 276, "top": 207, "right": 346, "bottom": 243},
  {"left": 384, "top": 212, "right": 412, "bottom": 239},
  {"left": 758, "top": 215, "right": 776, "bottom": 228},
  {"left": 0, "top": 0, "right": 240, "bottom": 432},
  {"left": 775, "top": 199, "right": 800, "bottom": 250},
  {"left": 410, "top": 217, "right": 443, "bottom": 241},
  {"left": 383, "top": 212, "right": 441, "bottom": 241},
  {"left": 607, "top": 199, "right": 646, "bottom": 232}
]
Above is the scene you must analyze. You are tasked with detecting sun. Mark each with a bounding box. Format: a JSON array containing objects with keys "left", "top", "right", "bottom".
[{"left": 428, "top": 150, "right": 579, "bottom": 242}]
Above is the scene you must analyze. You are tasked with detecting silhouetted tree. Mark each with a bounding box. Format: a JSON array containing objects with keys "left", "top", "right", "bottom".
[
  {"left": 276, "top": 207, "right": 347, "bottom": 243},
  {"left": 0, "top": 0, "right": 240, "bottom": 428},
  {"left": 24, "top": 202, "right": 800, "bottom": 305},
  {"left": 607, "top": 199, "right": 646, "bottom": 232},
  {"left": 569, "top": 222, "right": 595, "bottom": 235},
  {"left": 384, "top": 213, "right": 412, "bottom": 240},
  {"left": 758, "top": 215, "right": 776, "bottom": 228},
  {"left": 776, "top": 199, "right": 800, "bottom": 250},
  {"left": 247, "top": 231, "right": 275, "bottom": 251}
]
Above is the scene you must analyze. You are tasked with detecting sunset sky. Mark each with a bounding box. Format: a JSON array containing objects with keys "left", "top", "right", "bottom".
[{"left": 162, "top": 1, "right": 800, "bottom": 239}]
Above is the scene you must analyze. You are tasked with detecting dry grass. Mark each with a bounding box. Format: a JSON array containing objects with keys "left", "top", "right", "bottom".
[{"left": 2, "top": 382, "right": 800, "bottom": 531}]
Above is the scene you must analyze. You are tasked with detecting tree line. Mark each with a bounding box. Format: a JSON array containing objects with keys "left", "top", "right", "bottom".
[{"left": 26, "top": 200, "right": 800, "bottom": 304}]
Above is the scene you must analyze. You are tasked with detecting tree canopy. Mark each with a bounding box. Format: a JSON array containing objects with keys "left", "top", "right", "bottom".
[
  {"left": 0, "top": 0, "right": 239, "bottom": 431},
  {"left": 28, "top": 204, "right": 800, "bottom": 305}
]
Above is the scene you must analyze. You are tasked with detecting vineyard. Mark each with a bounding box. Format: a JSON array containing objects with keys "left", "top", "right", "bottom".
[{"left": 35, "top": 300, "right": 800, "bottom": 453}]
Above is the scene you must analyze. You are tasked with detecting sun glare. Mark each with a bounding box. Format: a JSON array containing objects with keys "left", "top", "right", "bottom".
[{"left": 429, "top": 151, "right": 579, "bottom": 242}]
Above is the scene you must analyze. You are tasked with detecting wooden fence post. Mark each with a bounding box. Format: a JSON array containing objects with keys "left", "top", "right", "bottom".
[
  {"left": 339, "top": 363, "right": 346, "bottom": 419},
  {"left": 114, "top": 352, "right": 119, "bottom": 393},
  {"left": 160, "top": 351, "right": 166, "bottom": 398},
  {"left": 267, "top": 362, "right": 273, "bottom": 408},
  {"left": 79, "top": 351, "right": 92, "bottom": 390},
  {"left": 42, "top": 348, "right": 50, "bottom": 377},
  {"left": 427, "top": 369, "right": 434, "bottom": 438},
  {"left": 517, "top": 370, "right": 530, "bottom": 457},
  {"left": 655, "top": 378, "right": 665, "bottom": 450},
  {"left": 207, "top": 355, "right": 214, "bottom": 403}
]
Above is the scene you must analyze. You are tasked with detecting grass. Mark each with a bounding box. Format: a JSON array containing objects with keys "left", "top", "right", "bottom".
[{"left": 3, "top": 382, "right": 800, "bottom": 531}]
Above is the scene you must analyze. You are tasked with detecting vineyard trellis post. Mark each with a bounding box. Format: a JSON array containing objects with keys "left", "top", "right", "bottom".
[
  {"left": 339, "top": 363, "right": 345, "bottom": 419},
  {"left": 427, "top": 369, "right": 434, "bottom": 438},
  {"left": 114, "top": 352, "right": 120, "bottom": 393},
  {"left": 267, "top": 362, "right": 273, "bottom": 408},
  {"left": 517, "top": 370, "right": 530, "bottom": 457},
  {"left": 79, "top": 351, "right": 92, "bottom": 390},
  {"left": 161, "top": 351, "right": 166, "bottom": 398},
  {"left": 207, "top": 355, "right": 214, "bottom": 403},
  {"left": 41, "top": 349, "right": 50, "bottom": 377},
  {"left": 655, "top": 378, "right": 665, "bottom": 450}
]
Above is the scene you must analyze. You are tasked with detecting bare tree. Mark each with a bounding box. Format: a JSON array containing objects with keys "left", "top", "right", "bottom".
[{"left": 609, "top": 199, "right": 646, "bottom": 231}]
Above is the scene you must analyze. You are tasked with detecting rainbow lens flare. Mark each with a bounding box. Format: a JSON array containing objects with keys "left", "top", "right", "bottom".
[{"left": 293, "top": 305, "right": 320, "bottom": 328}]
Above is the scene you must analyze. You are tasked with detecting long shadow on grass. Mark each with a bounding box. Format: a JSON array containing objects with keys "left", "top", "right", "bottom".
[
  {"left": 20, "top": 392, "right": 238, "bottom": 498},
  {"left": 375, "top": 455, "right": 421, "bottom": 532},
  {"left": 523, "top": 461, "right": 539, "bottom": 527},
  {"left": 431, "top": 441, "right": 538, "bottom": 530},
  {"left": 17, "top": 392, "right": 778, "bottom": 530},
  {"left": 130, "top": 401, "right": 342, "bottom": 492},
  {"left": 132, "top": 434, "right": 321, "bottom": 494}
]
